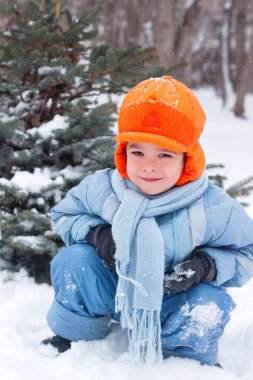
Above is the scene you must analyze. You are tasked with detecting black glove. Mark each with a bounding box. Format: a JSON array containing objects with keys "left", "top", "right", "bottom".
[
  {"left": 86, "top": 224, "right": 116, "bottom": 271},
  {"left": 164, "top": 252, "right": 216, "bottom": 294}
]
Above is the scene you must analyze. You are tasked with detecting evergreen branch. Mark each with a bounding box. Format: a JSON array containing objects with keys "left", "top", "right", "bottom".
[
  {"left": 226, "top": 175, "right": 253, "bottom": 193},
  {"left": 87, "top": 46, "right": 157, "bottom": 86},
  {"left": 86, "top": 67, "right": 123, "bottom": 87},
  {"left": 226, "top": 176, "right": 253, "bottom": 198},
  {"left": 163, "top": 60, "right": 187, "bottom": 74}
]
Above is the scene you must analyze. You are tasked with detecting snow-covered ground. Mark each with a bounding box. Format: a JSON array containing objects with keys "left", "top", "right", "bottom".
[{"left": 1, "top": 87, "right": 253, "bottom": 380}]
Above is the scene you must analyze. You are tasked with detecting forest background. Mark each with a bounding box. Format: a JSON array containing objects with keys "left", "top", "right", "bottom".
[{"left": 1, "top": 0, "right": 252, "bottom": 116}]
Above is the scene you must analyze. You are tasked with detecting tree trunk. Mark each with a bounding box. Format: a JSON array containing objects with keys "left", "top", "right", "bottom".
[
  {"left": 233, "top": 31, "right": 253, "bottom": 116},
  {"left": 174, "top": 0, "right": 209, "bottom": 85},
  {"left": 221, "top": 1, "right": 235, "bottom": 107},
  {"left": 234, "top": 0, "right": 247, "bottom": 90},
  {"left": 153, "top": 0, "right": 177, "bottom": 68}
]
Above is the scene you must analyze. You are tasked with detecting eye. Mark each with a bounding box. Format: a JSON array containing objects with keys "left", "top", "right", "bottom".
[
  {"left": 159, "top": 153, "right": 173, "bottom": 158},
  {"left": 131, "top": 150, "right": 144, "bottom": 156}
]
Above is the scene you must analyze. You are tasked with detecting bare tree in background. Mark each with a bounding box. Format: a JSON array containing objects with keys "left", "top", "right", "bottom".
[
  {"left": 232, "top": 0, "right": 253, "bottom": 116},
  {"left": 153, "top": 0, "right": 177, "bottom": 69}
]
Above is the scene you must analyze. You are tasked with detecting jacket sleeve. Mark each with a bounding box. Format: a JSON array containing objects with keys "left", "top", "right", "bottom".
[
  {"left": 51, "top": 171, "right": 111, "bottom": 246},
  {"left": 197, "top": 198, "right": 253, "bottom": 288}
]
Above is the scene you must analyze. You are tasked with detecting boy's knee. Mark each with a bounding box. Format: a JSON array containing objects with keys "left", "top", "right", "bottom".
[
  {"left": 50, "top": 243, "right": 103, "bottom": 291},
  {"left": 49, "top": 243, "right": 118, "bottom": 318},
  {"left": 176, "top": 284, "right": 235, "bottom": 345},
  {"left": 51, "top": 243, "right": 98, "bottom": 274},
  {"left": 187, "top": 283, "right": 235, "bottom": 316},
  {"left": 161, "top": 284, "right": 235, "bottom": 353}
]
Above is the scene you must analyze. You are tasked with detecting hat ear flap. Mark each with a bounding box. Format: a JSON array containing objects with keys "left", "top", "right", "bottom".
[
  {"left": 176, "top": 143, "right": 206, "bottom": 186},
  {"left": 114, "top": 142, "right": 129, "bottom": 178}
]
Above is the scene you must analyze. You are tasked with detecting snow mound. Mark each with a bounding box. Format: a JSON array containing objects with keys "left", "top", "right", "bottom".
[{"left": 1, "top": 269, "right": 253, "bottom": 380}]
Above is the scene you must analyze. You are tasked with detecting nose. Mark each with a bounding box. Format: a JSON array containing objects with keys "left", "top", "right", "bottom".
[{"left": 142, "top": 159, "right": 158, "bottom": 173}]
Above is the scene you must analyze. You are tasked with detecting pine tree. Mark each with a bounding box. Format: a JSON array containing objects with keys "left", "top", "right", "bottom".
[
  {"left": 207, "top": 164, "right": 253, "bottom": 207},
  {"left": 0, "top": 0, "right": 168, "bottom": 282}
]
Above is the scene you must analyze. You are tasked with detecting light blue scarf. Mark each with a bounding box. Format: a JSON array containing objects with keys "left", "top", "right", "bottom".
[{"left": 111, "top": 170, "right": 208, "bottom": 364}]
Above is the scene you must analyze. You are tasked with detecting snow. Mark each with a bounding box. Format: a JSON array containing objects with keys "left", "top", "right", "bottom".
[
  {"left": 14, "top": 101, "right": 30, "bottom": 114},
  {"left": 38, "top": 66, "right": 67, "bottom": 76},
  {"left": 10, "top": 168, "right": 64, "bottom": 194},
  {"left": 180, "top": 302, "right": 223, "bottom": 338},
  {"left": 1, "top": 86, "right": 253, "bottom": 379},
  {"left": 28, "top": 114, "right": 69, "bottom": 139},
  {"left": 60, "top": 165, "right": 84, "bottom": 180},
  {"left": 12, "top": 236, "right": 45, "bottom": 249},
  {"left": 1, "top": 269, "right": 253, "bottom": 380}
]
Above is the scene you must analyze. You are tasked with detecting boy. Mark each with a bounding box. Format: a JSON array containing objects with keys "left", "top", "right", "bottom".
[{"left": 42, "top": 76, "right": 253, "bottom": 366}]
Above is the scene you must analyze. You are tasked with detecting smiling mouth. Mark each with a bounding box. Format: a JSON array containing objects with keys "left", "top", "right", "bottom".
[{"left": 140, "top": 177, "right": 162, "bottom": 182}]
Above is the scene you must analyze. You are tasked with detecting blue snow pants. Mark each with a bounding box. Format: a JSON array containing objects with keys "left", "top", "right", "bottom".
[{"left": 47, "top": 243, "right": 235, "bottom": 365}]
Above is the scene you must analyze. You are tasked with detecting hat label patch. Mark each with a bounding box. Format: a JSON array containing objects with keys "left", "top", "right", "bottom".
[{"left": 142, "top": 111, "right": 161, "bottom": 130}]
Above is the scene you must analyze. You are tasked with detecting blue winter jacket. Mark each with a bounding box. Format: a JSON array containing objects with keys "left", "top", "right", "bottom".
[{"left": 51, "top": 169, "right": 253, "bottom": 288}]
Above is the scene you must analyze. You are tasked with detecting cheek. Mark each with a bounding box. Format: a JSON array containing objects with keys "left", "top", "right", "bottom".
[
  {"left": 126, "top": 155, "right": 135, "bottom": 175},
  {"left": 179, "top": 157, "right": 185, "bottom": 172},
  {"left": 164, "top": 158, "right": 184, "bottom": 178},
  {"left": 174, "top": 158, "right": 185, "bottom": 180},
  {"left": 174, "top": 155, "right": 185, "bottom": 172}
]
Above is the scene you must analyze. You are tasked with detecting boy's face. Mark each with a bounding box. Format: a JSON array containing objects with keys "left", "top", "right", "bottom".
[{"left": 126, "top": 142, "right": 185, "bottom": 195}]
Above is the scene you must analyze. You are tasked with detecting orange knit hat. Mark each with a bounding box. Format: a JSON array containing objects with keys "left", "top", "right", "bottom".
[{"left": 114, "top": 76, "right": 206, "bottom": 186}]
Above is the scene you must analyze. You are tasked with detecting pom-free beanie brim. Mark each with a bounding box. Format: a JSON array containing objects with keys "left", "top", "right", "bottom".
[{"left": 116, "top": 131, "right": 187, "bottom": 152}]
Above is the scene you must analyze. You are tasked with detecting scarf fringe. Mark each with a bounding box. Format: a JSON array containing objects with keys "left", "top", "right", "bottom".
[
  {"left": 129, "top": 309, "right": 163, "bottom": 364},
  {"left": 115, "top": 261, "right": 148, "bottom": 328},
  {"left": 115, "top": 261, "right": 162, "bottom": 364},
  {"left": 115, "top": 262, "right": 132, "bottom": 328}
]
